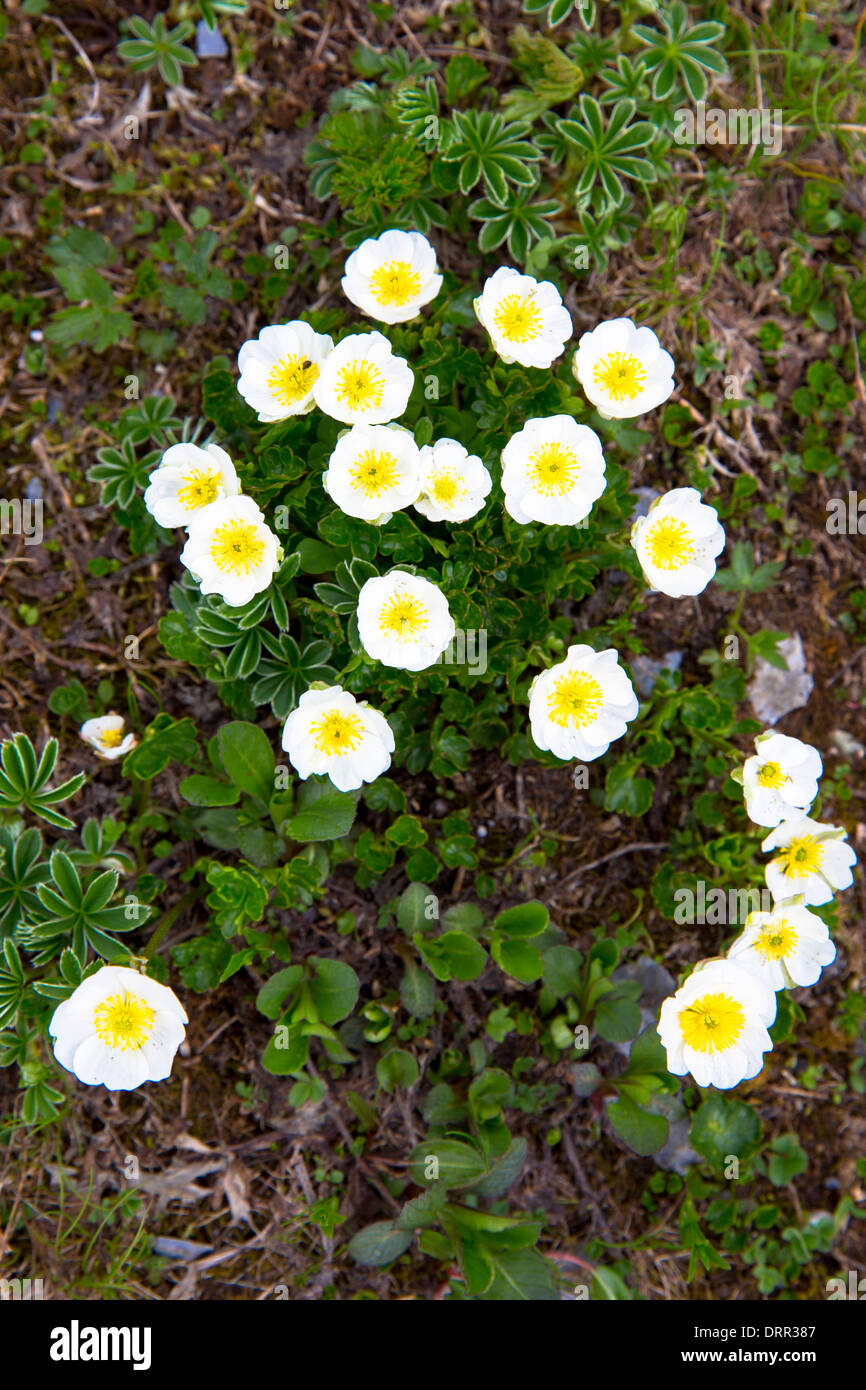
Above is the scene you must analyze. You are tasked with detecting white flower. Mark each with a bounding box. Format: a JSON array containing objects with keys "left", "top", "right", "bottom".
[
  {"left": 474, "top": 266, "right": 572, "bottom": 368},
  {"left": 500, "top": 415, "right": 606, "bottom": 525},
  {"left": 180, "top": 495, "right": 280, "bottom": 608},
  {"left": 144, "top": 442, "right": 241, "bottom": 529},
  {"left": 237, "top": 320, "right": 334, "bottom": 421},
  {"left": 572, "top": 317, "right": 675, "bottom": 418},
  {"left": 528, "top": 644, "right": 638, "bottom": 762},
  {"left": 282, "top": 685, "right": 395, "bottom": 793},
  {"left": 414, "top": 438, "right": 492, "bottom": 523},
  {"left": 313, "top": 331, "right": 414, "bottom": 425},
  {"left": 341, "top": 228, "right": 443, "bottom": 325},
  {"left": 762, "top": 817, "right": 857, "bottom": 906},
  {"left": 49, "top": 966, "right": 188, "bottom": 1092},
  {"left": 357, "top": 570, "right": 455, "bottom": 672},
  {"left": 80, "top": 714, "right": 137, "bottom": 762},
  {"left": 630, "top": 487, "right": 725, "bottom": 597},
  {"left": 323, "top": 423, "right": 421, "bottom": 524},
  {"left": 657, "top": 957, "right": 776, "bottom": 1090},
  {"left": 727, "top": 898, "right": 836, "bottom": 991},
  {"left": 739, "top": 731, "right": 823, "bottom": 828}
]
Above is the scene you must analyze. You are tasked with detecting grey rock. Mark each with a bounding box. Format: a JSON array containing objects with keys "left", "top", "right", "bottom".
[
  {"left": 629, "top": 650, "right": 683, "bottom": 697},
  {"left": 196, "top": 20, "right": 228, "bottom": 58},
  {"left": 152, "top": 1236, "right": 214, "bottom": 1261},
  {"left": 747, "top": 632, "right": 813, "bottom": 724}
]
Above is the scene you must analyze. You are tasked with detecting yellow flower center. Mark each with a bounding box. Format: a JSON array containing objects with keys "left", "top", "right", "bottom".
[
  {"left": 593, "top": 350, "right": 647, "bottom": 401},
  {"left": 754, "top": 919, "right": 798, "bottom": 961},
  {"left": 310, "top": 709, "right": 364, "bottom": 757},
  {"left": 494, "top": 293, "right": 543, "bottom": 343},
  {"left": 777, "top": 835, "right": 823, "bottom": 879},
  {"left": 680, "top": 991, "right": 745, "bottom": 1054},
  {"left": 644, "top": 516, "right": 695, "bottom": 571},
  {"left": 93, "top": 990, "right": 155, "bottom": 1051},
  {"left": 429, "top": 471, "right": 464, "bottom": 506},
  {"left": 547, "top": 671, "right": 604, "bottom": 728},
  {"left": 379, "top": 593, "right": 429, "bottom": 638},
  {"left": 99, "top": 728, "right": 124, "bottom": 749},
  {"left": 335, "top": 359, "right": 386, "bottom": 413},
  {"left": 756, "top": 760, "right": 789, "bottom": 790},
  {"left": 349, "top": 449, "right": 400, "bottom": 498},
  {"left": 176, "top": 467, "right": 221, "bottom": 511},
  {"left": 369, "top": 259, "right": 422, "bottom": 307},
  {"left": 267, "top": 354, "right": 320, "bottom": 408},
  {"left": 209, "top": 520, "right": 265, "bottom": 576},
  {"left": 528, "top": 442, "right": 579, "bottom": 495}
]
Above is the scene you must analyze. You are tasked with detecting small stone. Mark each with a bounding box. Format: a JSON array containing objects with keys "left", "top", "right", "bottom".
[
  {"left": 196, "top": 20, "right": 228, "bottom": 58},
  {"left": 629, "top": 650, "right": 683, "bottom": 698},
  {"left": 630, "top": 487, "right": 661, "bottom": 521},
  {"left": 830, "top": 728, "right": 865, "bottom": 760},
  {"left": 152, "top": 1236, "right": 214, "bottom": 1260},
  {"left": 747, "top": 632, "right": 813, "bottom": 724},
  {"left": 650, "top": 1095, "right": 701, "bottom": 1175}
]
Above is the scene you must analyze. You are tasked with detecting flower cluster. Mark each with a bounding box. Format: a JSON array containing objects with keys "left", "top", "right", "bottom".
[
  {"left": 658, "top": 730, "right": 856, "bottom": 1090},
  {"left": 140, "top": 228, "right": 728, "bottom": 796},
  {"left": 144, "top": 440, "right": 281, "bottom": 608}
]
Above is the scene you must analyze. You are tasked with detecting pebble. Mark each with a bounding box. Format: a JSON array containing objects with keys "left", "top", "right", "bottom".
[
  {"left": 747, "top": 632, "right": 813, "bottom": 724},
  {"left": 196, "top": 21, "right": 228, "bottom": 58},
  {"left": 629, "top": 650, "right": 683, "bottom": 697}
]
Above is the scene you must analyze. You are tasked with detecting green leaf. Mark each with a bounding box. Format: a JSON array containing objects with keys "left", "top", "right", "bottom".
[
  {"left": 400, "top": 959, "right": 436, "bottom": 1017},
  {"left": 767, "top": 1133, "right": 808, "bottom": 1186},
  {"left": 286, "top": 777, "right": 359, "bottom": 842},
  {"left": 491, "top": 937, "right": 544, "bottom": 983},
  {"left": 690, "top": 1094, "right": 762, "bottom": 1169},
  {"left": 179, "top": 775, "right": 239, "bottom": 807},
  {"left": 437, "top": 931, "right": 487, "bottom": 981},
  {"left": 217, "top": 722, "right": 275, "bottom": 803},
  {"left": 376, "top": 1048, "right": 419, "bottom": 1092},
  {"left": 256, "top": 966, "right": 303, "bottom": 1021},
  {"left": 492, "top": 901, "right": 549, "bottom": 938},
  {"left": 309, "top": 957, "right": 359, "bottom": 1025},
  {"left": 347, "top": 1222, "right": 413, "bottom": 1267},
  {"left": 261, "top": 1024, "right": 309, "bottom": 1074},
  {"left": 606, "top": 1093, "right": 669, "bottom": 1156},
  {"left": 408, "top": 1138, "right": 486, "bottom": 1188}
]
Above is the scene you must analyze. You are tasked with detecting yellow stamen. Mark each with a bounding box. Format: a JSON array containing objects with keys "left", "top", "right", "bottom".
[
  {"left": 369, "top": 259, "right": 422, "bottom": 307},
  {"left": 310, "top": 709, "right": 364, "bottom": 757},
  {"left": 644, "top": 516, "right": 695, "bottom": 571},
  {"left": 350, "top": 449, "right": 400, "bottom": 498},
  {"left": 547, "top": 671, "right": 604, "bottom": 728},
  {"left": 429, "top": 471, "right": 464, "bottom": 506},
  {"left": 267, "top": 354, "right": 320, "bottom": 408},
  {"left": 93, "top": 991, "right": 155, "bottom": 1052},
  {"left": 528, "top": 442, "right": 579, "bottom": 496},
  {"left": 379, "top": 593, "right": 429, "bottom": 639},
  {"left": 754, "top": 919, "right": 798, "bottom": 961},
  {"left": 680, "top": 991, "right": 745, "bottom": 1054},
  {"left": 593, "top": 350, "right": 647, "bottom": 401},
  {"left": 757, "top": 761, "right": 789, "bottom": 790},
  {"left": 209, "top": 520, "right": 265, "bottom": 576},
  {"left": 335, "top": 359, "right": 385, "bottom": 413},
  {"left": 99, "top": 728, "right": 124, "bottom": 749},
  {"left": 776, "top": 835, "right": 823, "bottom": 880},
  {"left": 176, "top": 468, "right": 221, "bottom": 511},
  {"left": 494, "top": 294, "right": 543, "bottom": 343}
]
